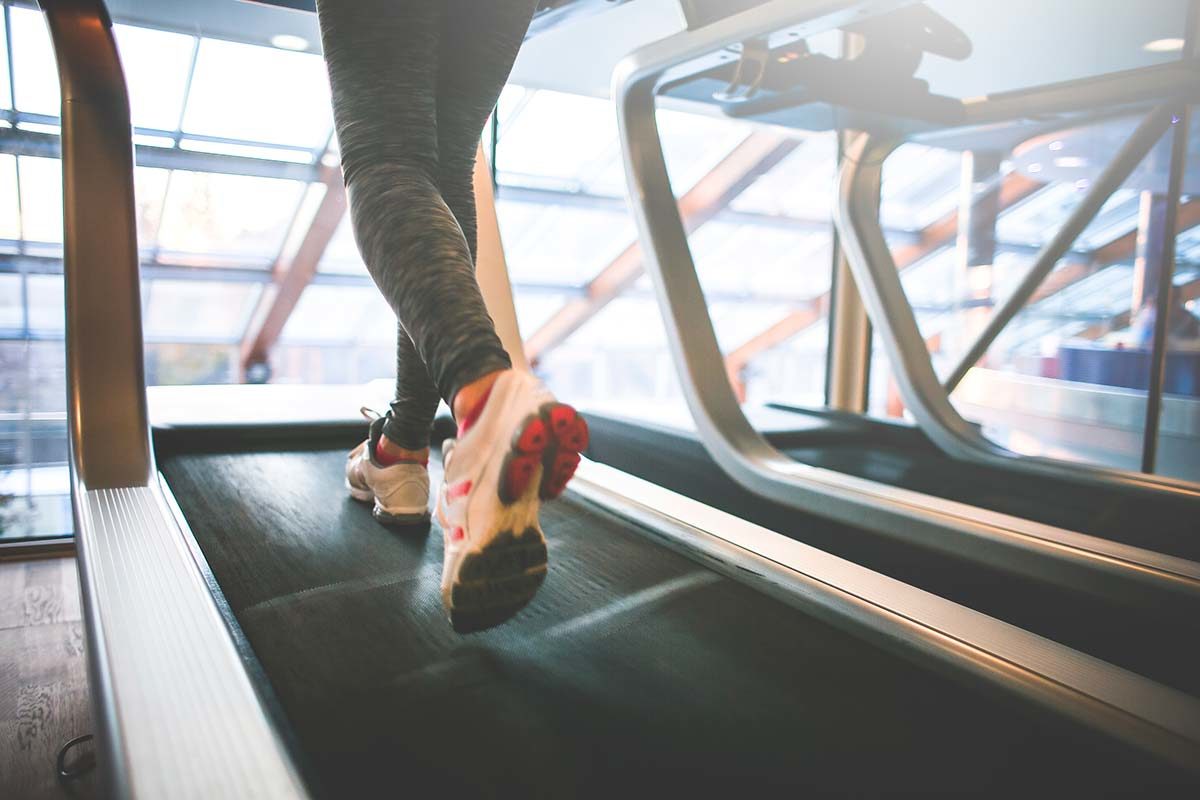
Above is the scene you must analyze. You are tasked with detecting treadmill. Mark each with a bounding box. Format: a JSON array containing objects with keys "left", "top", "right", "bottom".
[{"left": 41, "top": 0, "right": 1200, "bottom": 797}]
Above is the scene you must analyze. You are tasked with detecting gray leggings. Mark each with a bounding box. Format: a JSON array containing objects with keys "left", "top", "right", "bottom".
[{"left": 315, "top": 0, "right": 537, "bottom": 449}]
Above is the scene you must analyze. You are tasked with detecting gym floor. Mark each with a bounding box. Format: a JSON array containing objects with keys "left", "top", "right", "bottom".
[{"left": 0, "top": 557, "right": 98, "bottom": 800}]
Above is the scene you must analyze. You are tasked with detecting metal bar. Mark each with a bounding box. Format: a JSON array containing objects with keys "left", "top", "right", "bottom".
[
  {"left": 1142, "top": 106, "right": 1193, "bottom": 473},
  {"left": 41, "top": 0, "right": 150, "bottom": 489},
  {"left": 825, "top": 129, "right": 872, "bottom": 412},
  {"left": 173, "top": 35, "right": 200, "bottom": 146},
  {"left": 0, "top": 126, "right": 321, "bottom": 181},
  {"left": 943, "top": 107, "right": 1175, "bottom": 393}
]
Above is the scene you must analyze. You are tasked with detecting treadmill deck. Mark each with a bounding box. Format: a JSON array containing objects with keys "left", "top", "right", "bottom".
[{"left": 159, "top": 437, "right": 1188, "bottom": 797}]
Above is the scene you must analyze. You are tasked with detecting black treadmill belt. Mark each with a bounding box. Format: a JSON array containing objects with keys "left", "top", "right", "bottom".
[
  {"left": 582, "top": 413, "right": 1200, "bottom": 697},
  {"left": 160, "top": 444, "right": 1184, "bottom": 797}
]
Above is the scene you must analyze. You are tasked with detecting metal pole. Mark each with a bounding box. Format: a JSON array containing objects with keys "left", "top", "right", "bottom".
[
  {"left": 1141, "top": 104, "right": 1192, "bottom": 473},
  {"left": 825, "top": 130, "right": 873, "bottom": 411},
  {"left": 943, "top": 106, "right": 1174, "bottom": 393}
]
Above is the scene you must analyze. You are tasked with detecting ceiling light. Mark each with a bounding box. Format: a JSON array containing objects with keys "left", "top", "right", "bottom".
[
  {"left": 1054, "top": 156, "right": 1088, "bottom": 168},
  {"left": 1074, "top": 179, "right": 1090, "bottom": 190},
  {"left": 1048, "top": 140, "right": 1064, "bottom": 151},
  {"left": 271, "top": 34, "right": 309, "bottom": 51},
  {"left": 1143, "top": 38, "right": 1185, "bottom": 53},
  {"left": 1027, "top": 162, "right": 1042, "bottom": 173}
]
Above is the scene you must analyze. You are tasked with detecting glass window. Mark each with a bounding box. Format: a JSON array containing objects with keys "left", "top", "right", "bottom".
[
  {"left": 113, "top": 24, "right": 195, "bottom": 132},
  {"left": 317, "top": 213, "right": 369, "bottom": 276},
  {"left": 657, "top": 109, "right": 752, "bottom": 196},
  {"left": 9, "top": 6, "right": 59, "bottom": 116},
  {"left": 0, "top": 273, "right": 22, "bottom": 330},
  {"left": 17, "top": 156, "right": 63, "bottom": 244},
  {"left": 496, "top": 89, "right": 621, "bottom": 195},
  {"left": 729, "top": 134, "right": 838, "bottom": 220},
  {"left": 145, "top": 343, "right": 239, "bottom": 386},
  {"left": 0, "top": 9, "right": 11, "bottom": 110},
  {"left": 513, "top": 291, "right": 571, "bottom": 338},
  {"left": 691, "top": 221, "right": 831, "bottom": 303},
  {"left": 280, "top": 285, "right": 394, "bottom": 345},
  {"left": 0, "top": 155, "right": 19, "bottom": 241},
  {"left": 880, "top": 143, "right": 961, "bottom": 232},
  {"left": 499, "top": 199, "right": 635, "bottom": 288},
  {"left": 181, "top": 37, "right": 332, "bottom": 149},
  {"left": 134, "top": 167, "right": 171, "bottom": 252},
  {"left": 142, "top": 279, "right": 262, "bottom": 341},
  {"left": 156, "top": 171, "right": 305, "bottom": 264},
  {"left": 26, "top": 274, "right": 64, "bottom": 334}
]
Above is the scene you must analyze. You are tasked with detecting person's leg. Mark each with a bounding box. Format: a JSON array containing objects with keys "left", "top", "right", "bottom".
[
  {"left": 434, "top": 0, "right": 538, "bottom": 421},
  {"left": 315, "top": 0, "right": 448, "bottom": 453},
  {"left": 317, "top": 0, "right": 515, "bottom": 434}
]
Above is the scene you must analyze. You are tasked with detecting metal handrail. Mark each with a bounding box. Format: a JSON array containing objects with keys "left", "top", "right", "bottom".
[{"left": 41, "top": 0, "right": 152, "bottom": 491}]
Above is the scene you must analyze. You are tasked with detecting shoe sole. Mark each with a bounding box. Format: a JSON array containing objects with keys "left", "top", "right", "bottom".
[
  {"left": 446, "top": 402, "right": 587, "bottom": 633},
  {"left": 347, "top": 481, "right": 430, "bottom": 528},
  {"left": 498, "top": 402, "right": 589, "bottom": 504},
  {"left": 448, "top": 527, "right": 548, "bottom": 633}
]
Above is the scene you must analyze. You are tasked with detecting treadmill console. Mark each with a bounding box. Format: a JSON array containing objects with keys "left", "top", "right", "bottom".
[{"left": 660, "top": 2, "right": 973, "bottom": 136}]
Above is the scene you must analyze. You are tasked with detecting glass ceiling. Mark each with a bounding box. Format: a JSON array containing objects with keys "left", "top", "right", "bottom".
[{"left": 0, "top": 6, "right": 1184, "bottom": 375}]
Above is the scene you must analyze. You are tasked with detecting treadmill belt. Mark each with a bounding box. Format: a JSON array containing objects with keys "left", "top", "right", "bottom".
[{"left": 159, "top": 441, "right": 1187, "bottom": 797}]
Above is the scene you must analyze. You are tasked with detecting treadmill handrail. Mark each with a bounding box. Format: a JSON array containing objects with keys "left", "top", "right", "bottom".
[
  {"left": 834, "top": 129, "right": 1200, "bottom": 499},
  {"left": 42, "top": 0, "right": 153, "bottom": 490},
  {"left": 611, "top": 0, "right": 1200, "bottom": 607},
  {"left": 42, "top": 2, "right": 310, "bottom": 797}
]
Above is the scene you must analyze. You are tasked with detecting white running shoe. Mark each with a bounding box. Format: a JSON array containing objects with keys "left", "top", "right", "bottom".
[
  {"left": 436, "top": 370, "right": 588, "bottom": 632},
  {"left": 346, "top": 411, "right": 431, "bottom": 526}
]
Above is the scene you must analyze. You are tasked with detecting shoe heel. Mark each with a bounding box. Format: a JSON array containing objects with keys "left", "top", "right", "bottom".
[
  {"left": 539, "top": 403, "right": 588, "bottom": 500},
  {"left": 498, "top": 412, "right": 552, "bottom": 504}
]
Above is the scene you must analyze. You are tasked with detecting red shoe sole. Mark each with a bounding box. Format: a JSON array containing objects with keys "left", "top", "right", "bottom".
[{"left": 498, "top": 402, "right": 589, "bottom": 505}]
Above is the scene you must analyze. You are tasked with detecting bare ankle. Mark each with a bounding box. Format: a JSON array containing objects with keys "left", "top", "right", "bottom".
[{"left": 452, "top": 369, "right": 506, "bottom": 423}]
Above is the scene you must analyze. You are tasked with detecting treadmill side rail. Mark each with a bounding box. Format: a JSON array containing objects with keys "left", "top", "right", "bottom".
[
  {"left": 569, "top": 459, "right": 1200, "bottom": 771},
  {"left": 40, "top": 1, "right": 312, "bottom": 796},
  {"left": 611, "top": 0, "right": 1200, "bottom": 608},
  {"left": 75, "top": 481, "right": 309, "bottom": 799}
]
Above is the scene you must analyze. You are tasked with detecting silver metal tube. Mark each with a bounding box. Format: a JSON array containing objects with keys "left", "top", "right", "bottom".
[
  {"left": 1141, "top": 104, "right": 1193, "bottom": 473},
  {"left": 944, "top": 107, "right": 1175, "bottom": 394},
  {"left": 41, "top": 0, "right": 152, "bottom": 490}
]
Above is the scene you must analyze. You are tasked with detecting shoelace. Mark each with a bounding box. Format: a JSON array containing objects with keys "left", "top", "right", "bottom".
[{"left": 360, "top": 406, "right": 382, "bottom": 422}]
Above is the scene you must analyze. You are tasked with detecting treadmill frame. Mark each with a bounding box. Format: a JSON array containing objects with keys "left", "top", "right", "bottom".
[{"left": 612, "top": 0, "right": 1200, "bottom": 606}]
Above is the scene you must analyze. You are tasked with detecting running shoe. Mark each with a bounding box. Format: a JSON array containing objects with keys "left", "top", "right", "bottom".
[
  {"left": 436, "top": 370, "right": 588, "bottom": 632},
  {"left": 346, "top": 410, "right": 431, "bottom": 526}
]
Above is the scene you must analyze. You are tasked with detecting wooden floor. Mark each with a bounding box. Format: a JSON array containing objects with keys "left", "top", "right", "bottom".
[{"left": 0, "top": 556, "right": 99, "bottom": 800}]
